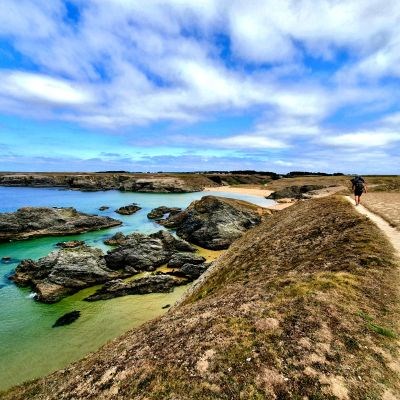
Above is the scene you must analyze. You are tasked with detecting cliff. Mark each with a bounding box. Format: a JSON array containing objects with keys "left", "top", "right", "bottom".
[{"left": 2, "top": 197, "right": 399, "bottom": 399}]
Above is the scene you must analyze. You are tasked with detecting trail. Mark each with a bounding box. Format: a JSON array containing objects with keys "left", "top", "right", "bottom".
[{"left": 345, "top": 196, "right": 400, "bottom": 257}]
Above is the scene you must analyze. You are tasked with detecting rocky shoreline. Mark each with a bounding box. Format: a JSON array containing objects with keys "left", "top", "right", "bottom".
[
  {"left": 8, "top": 195, "right": 264, "bottom": 303},
  {"left": 0, "top": 207, "right": 122, "bottom": 242},
  {"left": 0, "top": 173, "right": 214, "bottom": 193}
]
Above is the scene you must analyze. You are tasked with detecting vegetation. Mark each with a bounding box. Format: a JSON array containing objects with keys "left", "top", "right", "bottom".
[{"left": 2, "top": 197, "right": 399, "bottom": 399}]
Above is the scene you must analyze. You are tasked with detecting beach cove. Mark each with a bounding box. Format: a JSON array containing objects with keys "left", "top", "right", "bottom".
[{"left": 0, "top": 186, "right": 274, "bottom": 390}]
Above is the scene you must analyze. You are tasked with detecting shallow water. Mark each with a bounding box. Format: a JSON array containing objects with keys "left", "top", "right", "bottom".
[{"left": 0, "top": 187, "right": 274, "bottom": 390}]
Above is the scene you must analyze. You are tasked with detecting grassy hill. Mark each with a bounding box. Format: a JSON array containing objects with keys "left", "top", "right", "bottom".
[{"left": 2, "top": 196, "right": 399, "bottom": 399}]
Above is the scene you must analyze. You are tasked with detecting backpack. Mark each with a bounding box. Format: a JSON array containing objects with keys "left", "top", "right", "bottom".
[{"left": 351, "top": 177, "right": 364, "bottom": 191}]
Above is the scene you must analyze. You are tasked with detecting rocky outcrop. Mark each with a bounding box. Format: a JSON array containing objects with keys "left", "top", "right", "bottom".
[
  {"left": 104, "top": 230, "right": 196, "bottom": 273},
  {"left": 169, "top": 262, "right": 210, "bottom": 281},
  {"left": 99, "top": 206, "right": 110, "bottom": 211},
  {"left": 10, "top": 245, "right": 123, "bottom": 303},
  {"left": 167, "top": 252, "right": 206, "bottom": 268},
  {"left": 159, "top": 196, "right": 263, "bottom": 249},
  {"left": 0, "top": 207, "right": 122, "bottom": 241},
  {"left": 53, "top": 311, "right": 81, "bottom": 327},
  {"left": 267, "top": 185, "right": 326, "bottom": 200},
  {"left": 147, "top": 206, "right": 182, "bottom": 220},
  {"left": 84, "top": 274, "right": 183, "bottom": 301},
  {"left": 115, "top": 203, "right": 141, "bottom": 215}
]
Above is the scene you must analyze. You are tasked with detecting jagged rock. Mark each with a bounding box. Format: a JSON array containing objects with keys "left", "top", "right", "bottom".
[
  {"left": 56, "top": 240, "right": 85, "bottom": 248},
  {"left": 104, "top": 232, "right": 127, "bottom": 246},
  {"left": 160, "top": 196, "right": 262, "bottom": 250},
  {"left": 119, "top": 178, "right": 202, "bottom": 193},
  {"left": 84, "top": 274, "right": 184, "bottom": 301},
  {"left": 147, "top": 206, "right": 182, "bottom": 220},
  {"left": 10, "top": 245, "right": 123, "bottom": 303},
  {"left": 99, "top": 206, "right": 110, "bottom": 211},
  {"left": 0, "top": 207, "right": 122, "bottom": 241},
  {"left": 104, "top": 230, "right": 194, "bottom": 273},
  {"left": 52, "top": 311, "right": 81, "bottom": 327},
  {"left": 179, "top": 263, "right": 209, "bottom": 280},
  {"left": 267, "top": 185, "right": 326, "bottom": 200},
  {"left": 167, "top": 252, "right": 206, "bottom": 268},
  {"left": 115, "top": 203, "right": 141, "bottom": 215},
  {"left": 149, "top": 230, "right": 196, "bottom": 253}
]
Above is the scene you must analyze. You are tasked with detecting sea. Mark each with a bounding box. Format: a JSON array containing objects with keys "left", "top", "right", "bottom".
[{"left": 0, "top": 186, "right": 274, "bottom": 391}]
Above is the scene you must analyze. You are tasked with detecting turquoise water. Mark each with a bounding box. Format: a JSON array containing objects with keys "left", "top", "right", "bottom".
[{"left": 0, "top": 187, "right": 274, "bottom": 391}]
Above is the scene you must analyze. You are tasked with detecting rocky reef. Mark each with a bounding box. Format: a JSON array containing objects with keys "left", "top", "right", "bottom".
[
  {"left": 158, "top": 196, "right": 264, "bottom": 249},
  {"left": 0, "top": 207, "right": 122, "bottom": 241},
  {"left": 115, "top": 203, "right": 141, "bottom": 215},
  {"left": 84, "top": 275, "right": 184, "bottom": 301},
  {"left": 10, "top": 244, "right": 123, "bottom": 303}
]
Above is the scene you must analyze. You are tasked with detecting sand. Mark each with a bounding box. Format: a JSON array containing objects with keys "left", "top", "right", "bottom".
[{"left": 203, "top": 186, "right": 274, "bottom": 197}]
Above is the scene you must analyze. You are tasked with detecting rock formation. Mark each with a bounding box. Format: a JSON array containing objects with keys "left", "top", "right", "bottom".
[
  {"left": 115, "top": 203, "right": 141, "bottom": 215},
  {"left": 158, "top": 196, "right": 263, "bottom": 249},
  {"left": 0, "top": 207, "right": 122, "bottom": 241},
  {"left": 147, "top": 206, "right": 182, "bottom": 220},
  {"left": 84, "top": 274, "right": 183, "bottom": 301},
  {"left": 104, "top": 230, "right": 196, "bottom": 273},
  {"left": 267, "top": 185, "right": 326, "bottom": 200},
  {"left": 52, "top": 311, "right": 81, "bottom": 327},
  {"left": 10, "top": 245, "right": 123, "bottom": 303}
]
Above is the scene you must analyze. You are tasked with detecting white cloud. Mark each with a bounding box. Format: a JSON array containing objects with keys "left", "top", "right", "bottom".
[
  {"left": 211, "top": 134, "right": 288, "bottom": 149},
  {"left": 0, "top": 71, "right": 95, "bottom": 105},
  {"left": 322, "top": 132, "right": 400, "bottom": 148}
]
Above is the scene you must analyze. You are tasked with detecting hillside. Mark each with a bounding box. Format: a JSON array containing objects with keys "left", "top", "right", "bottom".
[{"left": 2, "top": 197, "right": 399, "bottom": 399}]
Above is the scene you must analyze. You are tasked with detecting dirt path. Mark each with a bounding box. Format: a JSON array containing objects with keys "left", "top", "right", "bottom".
[{"left": 345, "top": 196, "right": 400, "bottom": 257}]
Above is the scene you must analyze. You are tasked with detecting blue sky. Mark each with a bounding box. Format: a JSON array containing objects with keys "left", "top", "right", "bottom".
[{"left": 0, "top": 0, "right": 399, "bottom": 173}]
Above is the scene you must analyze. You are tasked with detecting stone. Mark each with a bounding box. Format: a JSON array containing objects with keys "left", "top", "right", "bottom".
[
  {"left": 84, "top": 274, "right": 184, "bottom": 301},
  {"left": 10, "top": 245, "right": 123, "bottom": 303},
  {"left": 267, "top": 185, "right": 326, "bottom": 200},
  {"left": 167, "top": 252, "right": 206, "bottom": 268},
  {"left": 99, "top": 206, "right": 110, "bottom": 211},
  {"left": 0, "top": 207, "right": 122, "bottom": 241},
  {"left": 160, "top": 196, "right": 262, "bottom": 250},
  {"left": 147, "top": 206, "right": 182, "bottom": 220},
  {"left": 115, "top": 203, "right": 141, "bottom": 215}
]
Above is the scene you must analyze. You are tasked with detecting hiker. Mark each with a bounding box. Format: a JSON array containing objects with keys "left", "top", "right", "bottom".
[{"left": 351, "top": 175, "right": 367, "bottom": 206}]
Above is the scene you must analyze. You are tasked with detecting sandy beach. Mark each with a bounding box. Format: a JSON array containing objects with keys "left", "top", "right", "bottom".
[{"left": 203, "top": 185, "right": 274, "bottom": 197}]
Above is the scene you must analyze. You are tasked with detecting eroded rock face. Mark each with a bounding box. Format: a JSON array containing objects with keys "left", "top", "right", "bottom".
[
  {"left": 159, "top": 196, "right": 262, "bottom": 250},
  {"left": 115, "top": 203, "right": 141, "bottom": 215},
  {"left": 104, "top": 230, "right": 196, "bottom": 273},
  {"left": 0, "top": 207, "right": 122, "bottom": 241},
  {"left": 84, "top": 274, "right": 183, "bottom": 301},
  {"left": 167, "top": 252, "right": 206, "bottom": 268},
  {"left": 10, "top": 245, "right": 122, "bottom": 303}
]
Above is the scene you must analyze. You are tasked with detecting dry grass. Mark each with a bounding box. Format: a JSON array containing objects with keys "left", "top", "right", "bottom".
[
  {"left": 2, "top": 197, "right": 399, "bottom": 400},
  {"left": 361, "top": 193, "right": 400, "bottom": 229}
]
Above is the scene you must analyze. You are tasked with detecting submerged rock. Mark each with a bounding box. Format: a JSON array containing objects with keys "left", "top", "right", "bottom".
[
  {"left": 115, "top": 203, "right": 141, "bottom": 215},
  {"left": 84, "top": 274, "right": 184, "bottom": 301},
  {"left": 52, "top": 311, "right": 81, "bottom": 327},
  {"left": 0, "top": 207, "right": 122, "bottom": 242},
  {"left": 159, "top": 196, "right": 262, "bottom": 250},
  {"left": 56, "top": 240, "right": 85, "bottom": 249},
  {"left": 99, "top": 206, "right": 110, "bottom": 211},
  {"left": 10, "top": 245, "right": 123, "bottom": 303}
]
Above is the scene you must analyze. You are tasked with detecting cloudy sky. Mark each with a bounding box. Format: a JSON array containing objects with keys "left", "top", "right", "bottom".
[{"left": 0, "top": 0, "right": 399, "bottom": 173}]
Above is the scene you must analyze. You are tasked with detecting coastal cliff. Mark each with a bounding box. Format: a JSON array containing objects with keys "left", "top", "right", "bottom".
[
  {"left": 0, "top": 173, "right": 217, "bottom": 192},
  {"left": 2, "top": 197, "right": 399, "bottom": 399}
]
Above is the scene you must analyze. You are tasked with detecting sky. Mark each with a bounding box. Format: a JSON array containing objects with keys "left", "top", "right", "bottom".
[{"left": 0, "top": 0, "right": 399, "bottom": 173}]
